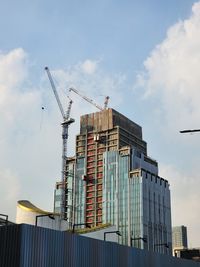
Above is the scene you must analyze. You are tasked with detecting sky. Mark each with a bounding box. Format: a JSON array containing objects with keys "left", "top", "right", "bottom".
[{"left": 0, "top": 0, "right": 200, "bottom": 247}]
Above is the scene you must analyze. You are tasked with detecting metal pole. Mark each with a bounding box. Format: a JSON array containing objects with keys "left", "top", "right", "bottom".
[{"left": 0, "top": 214, "right": 8, "bottom": 226}]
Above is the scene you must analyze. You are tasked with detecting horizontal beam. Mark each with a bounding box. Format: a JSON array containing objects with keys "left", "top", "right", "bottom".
[{"left": 180, "top": 129, "right": 200, "bottom": 133}]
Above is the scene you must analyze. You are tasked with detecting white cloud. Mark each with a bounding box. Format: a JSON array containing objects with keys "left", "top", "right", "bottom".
[
  {"left": 0, "top": 48, "right": 32, "bottom": 216},
  {"left": 0, "top": 48, "right": 28, "bottom": 89},
  {"left": 160, "top": 163, "right": 200, "bottom": 247},
  {"left": 80, "top": 59, "right": 98, "bottom": 74},
  {"left": 135, "top": 1, "right": 200, "bottom": 247},
  {"left": 136, "top": 1, "right": 200, "bottom": 132},
  {"left": 0, "top": 51, "right": 125, "bottom": 222},
  {"left": 0, "top": 169, "right": 21, "bottom": 218},
  {"left": 0, "top": 48, "right": 60, "bottom": 221}
]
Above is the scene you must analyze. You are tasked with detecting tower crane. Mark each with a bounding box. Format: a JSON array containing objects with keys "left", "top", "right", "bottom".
[
  {"left": 69, "top": 87, "right": 109, "bottom": 111},
  {"left": 45, "top": 66, "right": 75, "bottom": 219}
]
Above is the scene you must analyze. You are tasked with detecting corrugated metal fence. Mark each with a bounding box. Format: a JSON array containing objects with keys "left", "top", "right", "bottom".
[{"left": 0, "top": 224, "right": 200, "bottom": 267}]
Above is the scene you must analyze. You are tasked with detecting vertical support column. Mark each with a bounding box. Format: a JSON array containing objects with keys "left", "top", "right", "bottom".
[
  {"left": 117, "top": 126, "right": 120, "bottom": 150},
  {"left": 72, "top": 160, "right": 77, "bottom": 228},
  {"left": 94, "top": 139, "right": 98, "bottom": 226},
  {"left": 103, "top": 147, "right": 107, "bottom": 223},
  {"left": 102, "top": 131, "right": 108, "bottom": 226},
  {"left": 128, "top": 169, "right": 131, "bottom": 246},
  {"left": 84, "top": 131, "right": 88, "bottom": 176},
  {"left": 84, "top": 132, "right": 88, "bottom": 226},
  {"left": 116, "top": 152, "right": 119, "bottom": 231},
  {"left": 61, "top": 124, "right": 68, "bottom": 219},
  {"left": 140, "top": 172, "right": 144, "bottom": 249}
]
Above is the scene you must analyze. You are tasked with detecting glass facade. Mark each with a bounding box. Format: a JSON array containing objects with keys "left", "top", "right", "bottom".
[
  {"left": 129, "top": 174, "right": 144, "bottom": 248},
  {"left": 74, "top": 157, "right": 86, "bottom": 226},
  {"left": 102, "top": 151, "right": 118, "bottom": 225},
  {"left": 54, "top": 188, "right": 62, "bottom": 214},
  {"left": 118, "top": 152, "right": 129, "bottom": 245},
  {"left": 66, "top": 162, "right": 74, "bottom": 224},
  {"left": 102, "top": 150, "right": 130, "bottom": 245},
  {"left": 57, "top": 157, "right": 86, "bottom": 226},
  {"left": 102, "top": 148, "right": 172, "bottom": 252}
]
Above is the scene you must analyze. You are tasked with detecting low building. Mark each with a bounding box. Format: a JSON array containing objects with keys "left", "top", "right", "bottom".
[
  {"left": 175, "top": 248, "right": 200, "bottom": 262},
  {"left": 16, "top": 200, "right": 68, "bottom": 231}
]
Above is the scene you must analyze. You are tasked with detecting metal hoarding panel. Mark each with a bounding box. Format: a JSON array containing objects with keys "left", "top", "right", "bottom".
[
  {"left": 0, "top": 224, "right": 20, "bottom": 267},
  {"left": 1, "top": 224, "right": 200, "bottom": 267}
]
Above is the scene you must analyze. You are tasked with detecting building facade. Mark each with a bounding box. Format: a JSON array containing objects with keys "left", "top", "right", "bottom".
[{"left": 54, "top": 108, "right": 172, "bottom": 252}]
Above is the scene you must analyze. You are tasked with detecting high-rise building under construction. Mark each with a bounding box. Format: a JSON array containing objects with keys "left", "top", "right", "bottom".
[{"left": 55, "top": 108, "right": 172, "bottom": 253}]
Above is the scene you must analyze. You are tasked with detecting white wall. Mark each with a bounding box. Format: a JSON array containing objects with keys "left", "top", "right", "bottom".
[
  {"left": 81, "top": 225, "right": 119, "bottom": 242},
  {"left": 16, "top": 205, "right": 68, "bottom": 231}
]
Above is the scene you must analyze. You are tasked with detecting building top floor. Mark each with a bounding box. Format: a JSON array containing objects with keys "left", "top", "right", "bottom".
[{"left": 80, "top": 108, "right": 143, "bottom": 139}]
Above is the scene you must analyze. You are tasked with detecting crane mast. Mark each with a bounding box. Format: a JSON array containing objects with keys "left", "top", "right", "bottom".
[
  {"left": 45, "top": 66, "right": 75, "bottom": 219},
  {"left": 69, "top": 87, "right": 109, "bottom": 111},
  {"left": 104, "top": 96, "right": 110, "bottom": 109}
]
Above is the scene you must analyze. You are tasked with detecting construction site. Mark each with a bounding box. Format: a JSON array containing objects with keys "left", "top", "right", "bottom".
[
  {"left": 1, "top": 66, "right": 198, "bottom": 267},
  {"left": 44, "top": 66, "right": 171, "bottom": 251}
]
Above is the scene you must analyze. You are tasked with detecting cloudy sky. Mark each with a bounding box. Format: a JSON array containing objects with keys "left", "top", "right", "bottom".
[{"left": 0, "top": 0, "right": 200, "bottom": 246}]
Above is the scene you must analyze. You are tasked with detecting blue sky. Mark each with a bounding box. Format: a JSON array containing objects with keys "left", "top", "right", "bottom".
[
  {"left": 0, "top": 0, "right": 195, "bottom": 71},
  {"left": 0, "top": 0, "right": 200, "bottom": 246}
]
